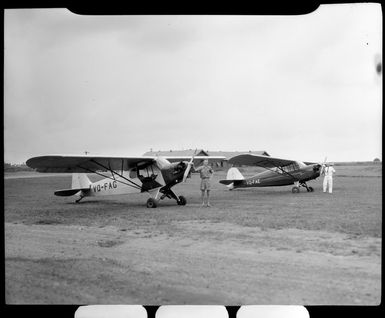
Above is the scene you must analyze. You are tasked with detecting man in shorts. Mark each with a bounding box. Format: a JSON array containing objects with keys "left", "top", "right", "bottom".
[{"left": 193, "top": 159, "right": 214, "bottom": 207}]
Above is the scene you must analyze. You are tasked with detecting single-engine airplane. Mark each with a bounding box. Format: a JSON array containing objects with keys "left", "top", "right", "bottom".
[
  {"left": 219, "top": 153, "right": 323, "bottom": 193},
  {"left": 26, "top": 154, "right": 225, "bottom": 207}
]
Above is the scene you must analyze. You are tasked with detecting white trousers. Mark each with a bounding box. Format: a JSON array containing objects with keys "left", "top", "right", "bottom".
[{"left": 323, "top": 176, "right": 333, "bottom": 193}]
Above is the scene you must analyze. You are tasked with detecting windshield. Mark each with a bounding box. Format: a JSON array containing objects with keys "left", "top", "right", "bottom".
[{"left": 155, "top": 156, "right": 171, "bottom": 169}]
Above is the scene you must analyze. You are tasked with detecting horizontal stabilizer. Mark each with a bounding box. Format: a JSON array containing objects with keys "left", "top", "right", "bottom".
[
  {"left": 54, "top": 188, "right": 90, "bottom": 197},
  {"left": 219, "top": 179, "right": 236, "bottom": 185}
]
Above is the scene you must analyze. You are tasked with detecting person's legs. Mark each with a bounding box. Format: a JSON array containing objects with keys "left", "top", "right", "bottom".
[
  {"left": 200, "top": 179, "right": 206, "bottom": 206},
  {"left": 328, "top": 177, "right": 333, "bottom": 193},
  {"left": 206, "top": 190, "right": 210, "bottom": 207},
  {"left": 323, "top": 177, "right": 327, "bottom": 192}
]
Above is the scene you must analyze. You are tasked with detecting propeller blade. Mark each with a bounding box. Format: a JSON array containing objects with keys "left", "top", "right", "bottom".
[
  {"left": 182, "top": 150, "right": 197, "bottom": 182},
  {"left": 317, "top": 157, "right": 328, "bottom": 167},
  {"left": 314, "top": 156, "right": 328, "bottom": 174},
  {"left": 182, "top": 162, "right": 193, "bottom": 182}
]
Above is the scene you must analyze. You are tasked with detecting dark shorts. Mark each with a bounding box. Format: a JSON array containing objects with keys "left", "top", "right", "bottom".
[{"left": 200, "top": 178, "right": 211, "bottom": 191}]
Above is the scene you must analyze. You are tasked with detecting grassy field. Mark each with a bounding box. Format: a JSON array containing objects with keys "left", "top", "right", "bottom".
[
  {"left": 4, "top": 162, "right": 382, "bottom": 304},
  {"left": 4, "top": 163, "right": 381, "bottom": 237}
]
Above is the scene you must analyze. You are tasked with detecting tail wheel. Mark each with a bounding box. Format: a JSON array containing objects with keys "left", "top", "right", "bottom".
[
  {"left": 292, "top": 186, "right": 300, "bottom": 193},
  {"left": 177, "top": 195, "right": 187, "bottom": 206},
  {"left": 308, "top": 186, "right": 314, "bottom": 192},
  {"left": 146, "top": 198, "right": 158, "bottom": 208}
]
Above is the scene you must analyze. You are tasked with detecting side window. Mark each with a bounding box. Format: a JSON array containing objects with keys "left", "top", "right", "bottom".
[
  {"left": 137, "top": 165, "right": 157, "bottom": 179},
  {"left": 129, "top": 169, "right": 137, "bottom": 179},
  {"left": 284, "top": 163, "right": 298, "bottom": 172}
]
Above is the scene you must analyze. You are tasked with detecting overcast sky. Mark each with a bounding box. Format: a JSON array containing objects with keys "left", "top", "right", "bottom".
[{"left": 4, "top": 4, "right": 382, "bottom": 164}]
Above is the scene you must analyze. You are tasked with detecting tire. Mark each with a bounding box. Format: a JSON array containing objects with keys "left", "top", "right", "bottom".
[
  {"left": 146, "top": 198, "right": 157, "bottom": 208},
  {"left": 292, "top": 186, "right": 300, "bottom": 193},
  {"left": 177, "top": 195, "right": 187, "bottom": 206},
  {"left": 308, "top": 186, "right": 314, "bottom": 192}
]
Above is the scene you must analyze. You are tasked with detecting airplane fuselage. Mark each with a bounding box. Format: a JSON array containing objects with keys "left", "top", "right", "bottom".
[
  {"left": 74, "top": 160, "right": 190, "bottom": 198},
  {"left": 231, "top": 165, "right": 320, "bottom": 189}
]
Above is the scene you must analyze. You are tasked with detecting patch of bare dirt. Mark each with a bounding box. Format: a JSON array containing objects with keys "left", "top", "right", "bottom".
[{"left": 5, "top": 222, "right": 381, "bottom": 305}]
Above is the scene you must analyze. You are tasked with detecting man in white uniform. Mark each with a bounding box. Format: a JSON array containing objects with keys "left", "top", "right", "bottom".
[{"left": 321, "top": 163, "right": 336, "bottom": 193}]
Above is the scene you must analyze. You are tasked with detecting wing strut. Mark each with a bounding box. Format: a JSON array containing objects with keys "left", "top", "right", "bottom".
[
  {"left": 77, "top": 159, "right": 143, "bottom": 190},
  {"left": 275, "top": 166, "right": 299, "bottom": 181},
  {"left": 257, "top": 159, "right": 299, "bottom": 182}
]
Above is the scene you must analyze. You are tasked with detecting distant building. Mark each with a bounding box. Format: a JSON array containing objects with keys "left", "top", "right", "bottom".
[
  {"left": 207, "top": 150, "right": 270, "bottom": 168},
  {"left": 373, "top": 158, "right": 381, "bottom": 162},
  {"left": 207, "top": 150, "right": 270, "bottom": 158},
  {"left": 144, "top": 149, "right": 209, "bottom": 157},
  {"left": 143, "top": 149, "right": 270, "bottom": 169}
]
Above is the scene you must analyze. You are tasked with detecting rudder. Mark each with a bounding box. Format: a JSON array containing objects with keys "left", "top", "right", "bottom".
[
  {"left": 219, "top": 167, "right": 245, "bottom": 188},
  {"left": 226, "top": 167, "right": 245, "bottom": 180},
  {"left": 72, "top": 173, "right": 92, "bottom": 189}
]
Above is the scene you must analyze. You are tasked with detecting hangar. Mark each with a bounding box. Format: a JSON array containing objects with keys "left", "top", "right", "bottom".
[{"left": 143, "top": 149, "right": 270, "bottom": 169}]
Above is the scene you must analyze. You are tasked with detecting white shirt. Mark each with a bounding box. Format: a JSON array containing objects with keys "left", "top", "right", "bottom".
[{"left": 323, "top": 166, "right": 335, "bottom": 177}]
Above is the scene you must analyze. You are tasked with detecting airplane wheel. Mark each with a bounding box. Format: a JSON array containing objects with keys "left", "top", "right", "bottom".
[
  {"left": 292, "top": 186, "right": 300, "bottom": 193},
  {"left": 177, "top": 195, "right": 187, "bottom": 206},
  {"left": 146, "top": 198, "right": 157, "bottom": 208},
  {"left": 308, "top": 186, "right": 314, "bottom": 192}
]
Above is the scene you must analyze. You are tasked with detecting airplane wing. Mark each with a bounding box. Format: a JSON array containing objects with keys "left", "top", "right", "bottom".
[
  {"left": 26, "top": 155, "right": 156, "bottom": 173},
  {"left": 228, "top": 154, "right": 298, "bottom": 168},
  {"left": 164, "top": 156, "right": 226, "bottom": 163}
]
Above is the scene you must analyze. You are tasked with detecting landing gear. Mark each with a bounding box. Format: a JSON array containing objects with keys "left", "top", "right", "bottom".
[
  {"left": 301, "top": 182, "right": 314, "bottom": 192},
  {"left": 146, "top": 198, "right": 158, "bottom": 208},
  {"left": 146, "top": 188, "right": 187, "bottom": 208},
  {"left": 75, "top": 194, "right": 85, "bottom": 203},
  {"left": 291, "top": 182, "right": 314, "bottom": 193},
  {"left": 177, "top": 195, "right": 187, "bottom": 206},
  {"left": 292, "top": 186, "right": 300, "bottom": 193}
]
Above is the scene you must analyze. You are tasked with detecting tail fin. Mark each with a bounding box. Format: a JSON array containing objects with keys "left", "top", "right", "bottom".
[
  {"left": 219, "top": 167, "right": 245, "bottom": 187},
  {"left": 72, "top": 173, "right": 92, "bottom": 189},
  {"left": 55, "top": 173, "right": 92, "bottom": 197},
  {"left": 226, "top": 167, "right": 244, "bottom": 181}
]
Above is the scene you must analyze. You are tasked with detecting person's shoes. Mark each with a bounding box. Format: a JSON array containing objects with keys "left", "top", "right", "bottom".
[
  {"left": 207, "top": 203, "right": 211, "bottom": 207},
  {"left": 201, "top": 203, "right": 206, "bottom": 207}
]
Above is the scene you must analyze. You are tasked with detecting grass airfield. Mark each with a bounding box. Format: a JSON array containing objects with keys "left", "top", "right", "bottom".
[{"left": 4, "top": 162, "right": 381, "bottom": 304}]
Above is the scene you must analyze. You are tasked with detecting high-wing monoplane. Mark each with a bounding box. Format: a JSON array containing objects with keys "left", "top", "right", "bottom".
[
  {"left": 26, "top": 154, "right": 225, "bottom": 207},
  {"left": 219, "top": 153, "right": 322, "bottom": 193}
]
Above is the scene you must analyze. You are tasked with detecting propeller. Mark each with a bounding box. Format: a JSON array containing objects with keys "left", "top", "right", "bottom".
[
  {"left": 314, "top": 157, "right": 327, "bottom": 172},
  {"left": 182, "top": 150, "right": 197, "bottom": 182},
  {"left": 322, "top": 157, "right": 327, "bottom": 167}
]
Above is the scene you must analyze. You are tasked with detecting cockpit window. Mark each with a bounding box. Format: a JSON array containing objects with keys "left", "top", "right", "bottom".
[{"left": 278, "top": 162, "right": 302, "bottom": 173}]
